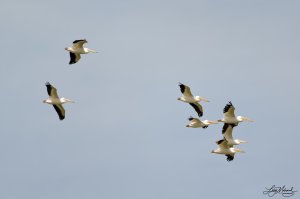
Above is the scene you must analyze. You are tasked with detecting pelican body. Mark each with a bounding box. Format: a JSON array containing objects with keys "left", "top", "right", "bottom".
[
  {"left": 222, "top": 123, "right": 247, "bottom": 146},
  {"left": 186, "top": 116, "right": 218, "bottom": 129},
  {"left": 218, "top": 101, "right": 253, "bottom": 126},
  {"left": 65, "top": 39, "right": 97, "bottom": 64},
  {"left": 177, "top": 83, "right": 209, "bottom": 117},
  {"left": 43, "top": 97, "right": 73, "bottom": 105},
  {"left": 43, "top": 82, "right": 74, "bottom": 120},
  {"left": 211, "top": 139, "right": 245, "bottom": 162}
]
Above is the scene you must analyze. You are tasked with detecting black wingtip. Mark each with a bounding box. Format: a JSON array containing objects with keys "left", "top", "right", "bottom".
[
  {"left": 179, "top": 83, "right": 186, "bottom": 94},
  {"left": 69, "top": 52, "right": 78, "bottom": 65},
  {"left": 222, "top": 123, "right": 229, "bottom": 134},
  {"left": 188, "top": 116, "right": 194, "bottom": 121},
  {"left": 202, "top": 125, "right": 208, "bottom": 129},
  {"left": 189, "top": 103, "right": 203, "bottom": 118},
  {"left": 198, "top": 112, "right": 203, "bottom": 117},
  {"left": 216, "top": 139, "right": 224, "bottom": 145},
  {"left": 73, "top": 39, "right": 87, "bottom": 44},
  {"left": 45, "top": 82, "right": 51, "bottom": 86},
  {"left": 226, "top": 155, "right": 234, "bottom": 162},
  {"left": 196, "top": 109, "right": 203, "bottom": 117},
  {"left": 223, "top": 101, "right": 234, "bottom": 113}
]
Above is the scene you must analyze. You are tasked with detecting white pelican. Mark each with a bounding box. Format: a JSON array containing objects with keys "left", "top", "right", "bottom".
[
  {"left": 186, "top": 116, "right": 218, "bottom": 129},
  {"left": 177, "top": 83, "right": 209, "bottom": 117},
  {"left": 43, "top": 82, "right": 74, "bottom": 120},
  {"left": 218, "top": 101, "right": 254, "bottom": 125},
  {"left": 222, "top": 123, "right": 247, "bottom": 146},
  {"left": 211, "top": 139, "right": 245, "bottom": 162},
  {"left": 65, "top": 39, "right": 98, "bottom": 64}
]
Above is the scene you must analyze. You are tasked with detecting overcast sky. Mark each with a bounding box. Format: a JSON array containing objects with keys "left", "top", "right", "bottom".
[{"left": 0, "top": 0, "right": 299, "bottom": 199}]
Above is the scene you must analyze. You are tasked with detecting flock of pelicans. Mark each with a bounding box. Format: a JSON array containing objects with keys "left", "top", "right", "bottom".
[
  {"left": 42, "top": 39, "right": 254, "bottom": 162},
  {"left": 177, "top": 83, "right": 254, "bottom": 161},
  {"left": 43, "top": 39, "right": 96, "bottom": 119}
]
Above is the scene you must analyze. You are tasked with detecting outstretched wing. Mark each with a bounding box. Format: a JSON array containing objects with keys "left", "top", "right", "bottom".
[
  {"left": 222, "top": 123, "right": 235, "bottom": 141},
  {"left": 188, "top": 116, "right": 200, "bottom": 123},
  {"left": 216, "top": 139, "right": 230, "bottom": 150},
  {"left": 72, "top": 39, "right": 87, "bottom": 49},
  {"left": 189, "top": 102, "right": 203, "bottom": 117},
  {"left": 69, "top": 52, "right": 81, "bottom": 64},
  {"left": 179, "top": 83, "right": 193, "bottom": 97},
  {"left": 45, "top": 82, "right": 59, "bottom": 98},
  {"left": 53, "top": 104, "right": 65, "bottom": 120},
  {"left": 223, "top": 101, "right": 236, "bottom": 118}
]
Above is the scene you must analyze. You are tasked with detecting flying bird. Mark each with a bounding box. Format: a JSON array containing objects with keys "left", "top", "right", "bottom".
[
  {"left": 177, "top": 83, "right": 209, "bottom": 117},
  {"left": 218, "top": 101, "right": 254, "bottom": 125},
  {"left": 211, "top": 139, "right": 245, "bottom": 162},
  {"left": 43, "top": 82, "right": 74, "bottom": 120},
  {"left": 65, "top": 39, "right": 98, "bottom": 64},
  {"left": 222, "top": 123, "right": 247, "bottom": 146},
  {"left": 186, "top": 116, "right": 218, "bottom": 129}
]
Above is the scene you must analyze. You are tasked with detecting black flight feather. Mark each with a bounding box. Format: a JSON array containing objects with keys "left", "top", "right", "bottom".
[
  {"left": 53, "top": 105, "right": 65, "bottom": 120},
  {"left": 45, "top": 82, "right": 52, "bottom": 96},
  {"left": 188, "top": 116, "right": 194, "bottom": 121},
  {"left": 223, "top": 101, "right": 233, "bottom": 113},
  {"left": 73, "top": 39, "right": 86, "bottom": 44},
  {"left": 226, "top": 154, "right": 234, "bottom": 162},
  {"left": 216, "top": 139, "right": 224, "bottom": 145},
  {"left": 189, "top": 103, "right": 203, "bottom": 117},
  {"left": 178, "top": 83, "right": 186, "bottom": 94},
  {"left": 69, "top": 52, "right": 77, "bottom": 64}
]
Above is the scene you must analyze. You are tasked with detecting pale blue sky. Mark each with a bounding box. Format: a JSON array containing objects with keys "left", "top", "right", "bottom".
[{"left": 0, "top": 0, "right": 299, "bottom": 199}]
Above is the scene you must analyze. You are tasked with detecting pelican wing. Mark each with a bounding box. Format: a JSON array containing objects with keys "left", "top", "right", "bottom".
[
  {"left": 53, "top": 104, "right": 65, "bottom": 120},
  {"left": 223, "top": 101, "right": 236, "bottom": 118},
  {"left": 189, "top": 102, "right": 203, "bottom": 117},
  {"left": 222, "top": 123, "right": 234, "bottom": 141},
  {"left": 216, "top": 139, "right": 230, "bottom": 150},
  {"left": 45, "top": 82, "right": 59, "bottom": 98},
  {"left": 188, "top": 116, "right": 200, "bottom": 123},
  {"left": 72, "top": 39, "right": 87, "bottom": 49},
  {"left": 69, "top": 52, "right": 81, "bottom": 64},
  {"left": 179, "top": 83, "right": 193, "bottom": 97}
]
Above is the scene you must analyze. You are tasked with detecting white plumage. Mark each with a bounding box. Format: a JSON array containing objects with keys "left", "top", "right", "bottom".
[
  {"left": 186, "top": 116, "right": 218, "bottom": 129},
  {"left": 177, "top": 83, "right": 209, "bottom": 117},
  {"left": 222, "top": 123, "right": 247, "bottom": 146},
  {"left": 211, "top": 139, "right": 245, "bottom": 162},
  {"left": 43, "top": 82, "right": 74, "bottom": 120},
  {"left": 218, "top": 101, "right": 254, "bottom": 125},
  {"left": 65, "top": 39, "right": 98, "bottom": 64}
]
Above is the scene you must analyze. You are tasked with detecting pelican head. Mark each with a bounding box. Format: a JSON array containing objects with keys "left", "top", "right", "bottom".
[
  {"left": 195, "top": 96, "right": 209, "bottom": 102},
  {"left": 60, "top": 98, "right": 75, "bottom": 104},
  {"left": 86, "top": 48, "right": 98, "bottom": 53},
  {"left": 235, "top": 139, "right": 248, "bottom": 144},
  {"left": 233, "top": 148, "right": 245, "bottom": 153},
  {"left": 177, "top": 97, "right": 183, "bottom": 101},
  {"left": 42, "top": 99, "right": 51, "bottom": 104},
  {"left": 65, "top": 47, "right": 71, "bottom": 51},
  {"left": 237, "top": 116, "right": 254, "bottom": 122},
  {"left": 203, "top": 120, "right": 219, "bottom": 125}
]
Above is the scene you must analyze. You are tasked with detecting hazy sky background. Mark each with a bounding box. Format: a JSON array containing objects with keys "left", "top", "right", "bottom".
[{"left": 0, "top": 0, "right": 299, "bottom": 198}]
